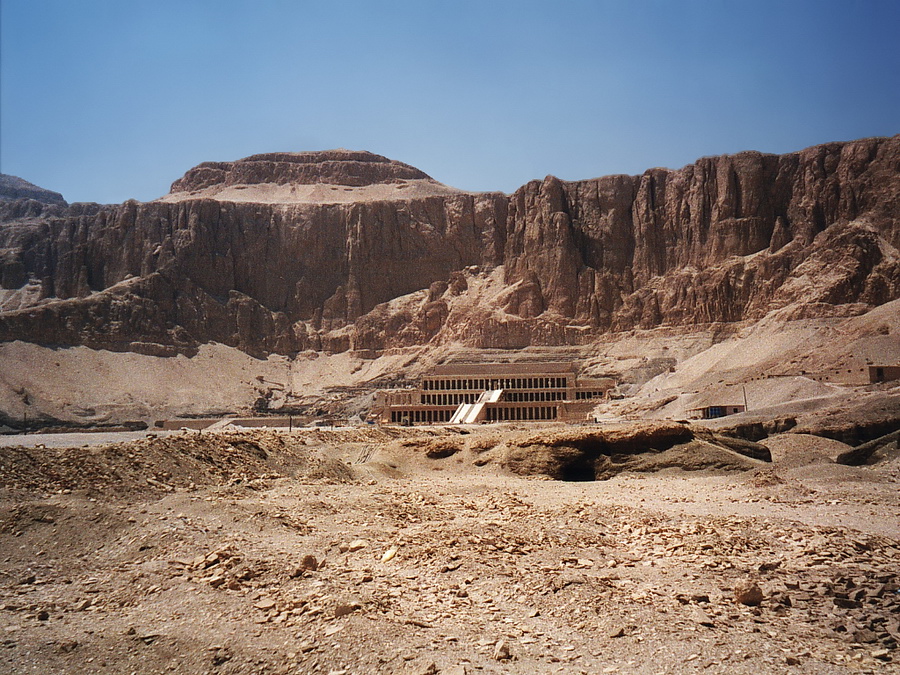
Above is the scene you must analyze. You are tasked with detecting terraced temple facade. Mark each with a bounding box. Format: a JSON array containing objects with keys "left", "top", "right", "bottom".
[{"left": 374, "top": 363, "right": 614, "bottom": 424}]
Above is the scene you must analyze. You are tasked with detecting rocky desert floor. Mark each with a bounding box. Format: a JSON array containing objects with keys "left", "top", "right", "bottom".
[{"left": 1, "top": 424, "right": 899, "bottom": 675}]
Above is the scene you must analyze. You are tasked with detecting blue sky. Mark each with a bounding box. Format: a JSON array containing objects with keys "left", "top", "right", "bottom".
[{"left": 2, "top": 0, "right": 898, "bottom": 203}]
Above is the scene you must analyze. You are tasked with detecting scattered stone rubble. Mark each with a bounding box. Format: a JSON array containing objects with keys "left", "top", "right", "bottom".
[{"left": 0, "top": 427, "right": 898, "bottom": 673}]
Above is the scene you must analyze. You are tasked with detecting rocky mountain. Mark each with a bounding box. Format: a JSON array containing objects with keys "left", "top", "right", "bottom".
[
  {"left": 0, "top": 174, "right": 67, "bottom": 206},
  {"left": 0, "top": 140, "right": 897, "bottom": 357}
]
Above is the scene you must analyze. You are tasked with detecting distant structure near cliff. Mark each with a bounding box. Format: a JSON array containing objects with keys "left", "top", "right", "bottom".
[
  {"left": 689, "top": 404, "right": 747, "bottom": 420},
  {"left": 869, "top": 365, "right": 900, "bottom": 384},
  {"left": 373, "top": 363, "right": 614, "bottom": 425}
]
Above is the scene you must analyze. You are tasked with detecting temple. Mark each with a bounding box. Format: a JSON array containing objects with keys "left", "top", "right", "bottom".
[{"left": 373, "top": 362, "right": 614, "bottom": 425}]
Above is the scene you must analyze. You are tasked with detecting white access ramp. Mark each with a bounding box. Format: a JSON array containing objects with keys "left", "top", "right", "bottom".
[
  {"left": 449, "top": 389, "right": 504, "bottom": 424},
  {"left": 449, "top": 403, "right": 475, "bottom": 424},
  {"left": 480, "top": 389, "right": 504, "bottom": 403}
]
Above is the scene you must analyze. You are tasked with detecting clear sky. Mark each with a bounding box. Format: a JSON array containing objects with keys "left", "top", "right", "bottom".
[{"left": 1, "top": 0, "right": 898, "bottom": 204}]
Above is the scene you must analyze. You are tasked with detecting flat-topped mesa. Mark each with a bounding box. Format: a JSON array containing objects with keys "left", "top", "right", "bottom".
[{"left": 169, "top": 149, "right": 433, "bottom": 192}]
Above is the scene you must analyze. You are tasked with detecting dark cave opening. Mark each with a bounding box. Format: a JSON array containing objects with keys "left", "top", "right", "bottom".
[{"left": 559, "top": 458, "right": 596, "bottom": 481}]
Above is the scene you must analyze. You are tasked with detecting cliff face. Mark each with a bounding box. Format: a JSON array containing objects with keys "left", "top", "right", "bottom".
[
  {"left": 0, "top": 139, "right": 897, "bottom": 356},
  {"left": 501, "top": 137, "right": 900, "bottom": 334}
]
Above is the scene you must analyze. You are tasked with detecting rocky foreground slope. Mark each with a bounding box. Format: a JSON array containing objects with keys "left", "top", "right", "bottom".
[
  {"left": 0, "top": 140, "right": 898, "bottom": 356},
  {"left": 1, "top": 425, "right": 899, "bottom": 674}
]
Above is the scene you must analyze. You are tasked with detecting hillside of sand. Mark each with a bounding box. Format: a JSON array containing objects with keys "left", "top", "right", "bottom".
[{"left": 1, "top": 295, "right": 896, "bottom": 440}]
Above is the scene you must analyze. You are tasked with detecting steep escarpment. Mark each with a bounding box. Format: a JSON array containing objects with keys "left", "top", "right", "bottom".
[
  {"left": 0, "top": 138, "right": 897, "bottom": 356},
  {"left": 502, "top": 137, "right": 900, "bottom": 330},
  {"left": 0, "top": 172, "right": 509, "bottom": 355}
]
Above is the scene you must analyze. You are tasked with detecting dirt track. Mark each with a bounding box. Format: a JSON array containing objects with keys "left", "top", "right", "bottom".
[{"left": 1, "top": 426, "right": 899, "bottom": 674}]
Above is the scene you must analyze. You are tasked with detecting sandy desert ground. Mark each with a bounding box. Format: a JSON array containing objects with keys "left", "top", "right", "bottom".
[{"left": 1, "top": 423, "right": 899, "bottom": 675}]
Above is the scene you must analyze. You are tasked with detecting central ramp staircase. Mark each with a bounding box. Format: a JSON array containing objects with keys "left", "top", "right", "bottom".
[{"left": 449, "top": 389, "right": 503, "bottom": 424}]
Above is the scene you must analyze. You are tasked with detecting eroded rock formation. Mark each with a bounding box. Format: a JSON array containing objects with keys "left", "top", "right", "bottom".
[
  {"left": 0, "top": 174, "right": 67, "bottom": 206},
  {"left": 0, "top": 139, "right": 898, "bottom": 356}
]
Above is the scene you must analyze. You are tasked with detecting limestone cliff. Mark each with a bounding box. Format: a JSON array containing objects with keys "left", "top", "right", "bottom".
[
  {"left": 0, "top": 140, "right": 897, "bottom": 356},
  {"left": 502, "top": 137, "right": 900, "bottom": 335}
]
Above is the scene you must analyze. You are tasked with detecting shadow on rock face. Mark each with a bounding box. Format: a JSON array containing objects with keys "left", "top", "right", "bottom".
[{"left": 501, "top": 423, "right": 769, "bottom": 481}]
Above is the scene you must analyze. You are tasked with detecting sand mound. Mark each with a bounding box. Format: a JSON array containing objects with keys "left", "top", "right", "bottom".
[
  {"left": 0, "top": 430, "right": 353, "bottom": 496},
  {"left": 781, "top": 461, "right": 891, "bottom": 485},
  {"left": 751, "top": 432, "right": 898, "bottom": 484},
  {"left": 762, "top": 432, "right": 853, "bottom": 466}
]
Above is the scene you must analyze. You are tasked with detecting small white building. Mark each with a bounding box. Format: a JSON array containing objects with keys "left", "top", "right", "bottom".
[{"left": 690, "top": 404, "right": 746, "bottom": 420}]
